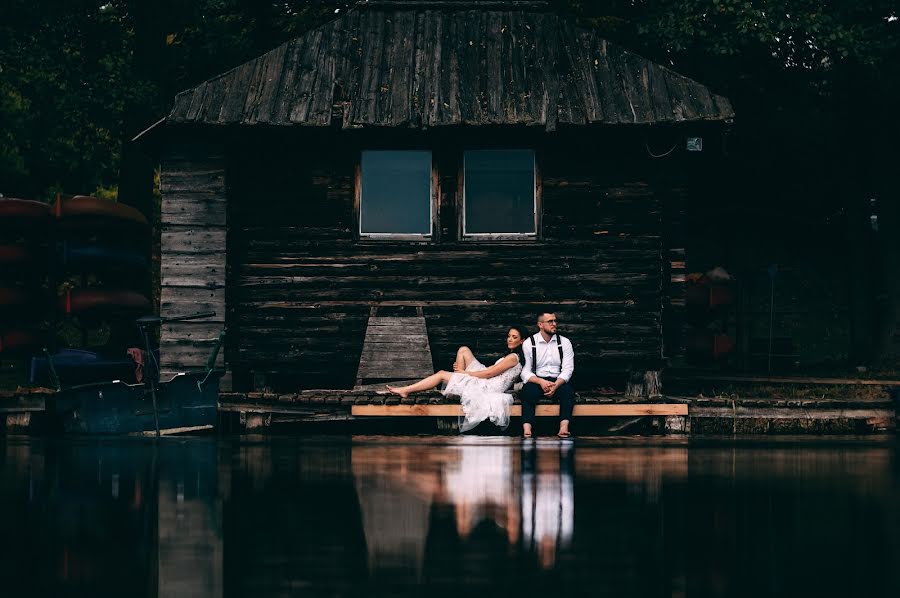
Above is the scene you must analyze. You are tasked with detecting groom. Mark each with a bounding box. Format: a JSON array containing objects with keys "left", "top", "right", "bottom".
[{"left": 520, "top": 310, "right": 575, "bottom": 438}]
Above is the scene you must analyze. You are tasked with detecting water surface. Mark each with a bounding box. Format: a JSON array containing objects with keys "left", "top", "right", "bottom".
[{"left": 1, "top": 435, "right": 898, "bottom": 597}]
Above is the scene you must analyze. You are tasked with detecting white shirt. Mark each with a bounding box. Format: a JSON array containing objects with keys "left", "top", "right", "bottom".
[{"left": 521, "top": 334, "right": 575, "bottom": 384}]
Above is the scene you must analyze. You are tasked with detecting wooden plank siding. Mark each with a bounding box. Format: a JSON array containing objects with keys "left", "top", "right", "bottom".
[
  {"left": 159, "top": 148, "right": 227, "bottom": 379},
  {"left": 225, "top": 137, "right": 670, "bottom": 392}
]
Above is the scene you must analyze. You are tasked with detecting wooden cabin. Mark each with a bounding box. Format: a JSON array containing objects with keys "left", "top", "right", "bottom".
[{"left": 142, "top": 0, "right": 734, "bottom": 393}]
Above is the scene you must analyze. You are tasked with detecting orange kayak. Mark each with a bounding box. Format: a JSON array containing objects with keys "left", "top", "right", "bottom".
[
  {"left": 0, "top": 198, "right": 51, "bottom": 230},
  {"left": 59, "top": 288, "right": 152, "bottom": 315},
  {"left": 53, "top": 195, "right": 149, "bottom": 232}
]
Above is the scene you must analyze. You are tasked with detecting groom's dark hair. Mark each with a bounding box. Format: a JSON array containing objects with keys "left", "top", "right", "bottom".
[{"left": 536, "top": 308, "right": 556, "bottom": 322}]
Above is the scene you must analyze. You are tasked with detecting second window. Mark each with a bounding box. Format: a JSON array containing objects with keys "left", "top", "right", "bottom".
[{"left": 463, "top": 150, "right": 536, "bottom": 238}]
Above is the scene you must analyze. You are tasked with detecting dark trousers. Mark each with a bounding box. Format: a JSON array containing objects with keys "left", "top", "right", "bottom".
[{"left": 520, "top": 377, "right": 575, "bottom": 426}]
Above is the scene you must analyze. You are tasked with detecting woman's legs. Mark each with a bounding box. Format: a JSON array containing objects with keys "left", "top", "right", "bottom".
[
  {"left": 454, "top": 346, "right": 476, "bottom": 372},
  {"left": 386, "top": 370, "right": 453, "bottom": 398}
]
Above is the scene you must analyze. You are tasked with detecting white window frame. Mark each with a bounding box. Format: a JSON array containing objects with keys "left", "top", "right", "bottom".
[
  {"left": 358, "top": 150, "right": 436, "bottom": 240},
  {"left": 461, "top": 149, "right": 538, "bottom": 240}
]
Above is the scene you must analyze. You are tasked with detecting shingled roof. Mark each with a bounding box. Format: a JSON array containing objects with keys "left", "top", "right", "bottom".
[{"left": 166, "top": 0, "right": 734, "bottom": 130}]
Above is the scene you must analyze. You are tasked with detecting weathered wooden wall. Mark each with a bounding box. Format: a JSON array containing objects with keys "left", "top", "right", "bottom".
[
  {"left": 159, "top": 144, "right": 227, "bottom": 380},
  {"left": 225, "top": 133, "right": 680, "bottom": 392}
]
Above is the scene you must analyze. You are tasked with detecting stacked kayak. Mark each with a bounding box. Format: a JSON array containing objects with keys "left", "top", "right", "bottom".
[
  {"left": 685, "top": 270, "right": 736, "bottom": 364},
  {"left": 0, "top": 199, "right": 51, "bottom": 378},
  {"left": 1, "top": 194, "right": 215, "bottom": 437},
  {"left": 0, "top": 197, "right": 51, "bottom": 231},
  {"left": 59, "top": 242, "right": 148, "bottom": 271},
  {"left": 46, "top": 195, "right": 152, "bottom": 385},
  {"left": 0, "top": 194, "right": 152, "bottom": 388},
  {"left": 54, "top": 195, "right": 149, "bottom": 234}
]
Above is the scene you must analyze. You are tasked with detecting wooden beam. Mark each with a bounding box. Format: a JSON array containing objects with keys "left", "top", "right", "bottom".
[
  {"left": 672, "top": 374, "right": 900, "bottom": 386},
  {"left": 134, "top": 424, "right": 214, "bottom": 436},
  {"left": 0, "top": 397, "right": 46, "bottom": 413},
  {"left": 351, "top": 403, "right": 688, "bottom": 417}
]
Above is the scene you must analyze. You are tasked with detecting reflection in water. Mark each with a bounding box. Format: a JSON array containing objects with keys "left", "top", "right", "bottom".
[
  {"left": 352, "top": 438, "right": 527, "bottom": 586},
  {"left": 521, "top": 442, "right": 574, "bottom": 569},
  {"left": 157, "top": 446, "right": 222, "bottom": 597},
  {"left": 0, "top": 438, "right": 221, "bottom": 597},
  {"left": 444, "top": 440, "right": 519, "bottom": 543},
  {"left": 1, "top": 437, "right": 899, "bottom": 597}
]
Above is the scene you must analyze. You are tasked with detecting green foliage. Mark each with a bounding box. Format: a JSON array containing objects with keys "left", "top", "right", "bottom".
[
  {"left": 93, "top": 183, "right": 119, "bottom": 202},
  {"left": 0, "top": 0, "right": 342, "bottom": 201},
  {"left": 0, "top": 0, "right": 896, "bottom": 205},
  {"left": 567, "top": 0, "right": 898, "bottom": 171},
  {"left": 0, "top": 0, "right": 131, "bottom": 200},
  {"left": 568, "top": 0, "right": 898, "bottom": 68}
]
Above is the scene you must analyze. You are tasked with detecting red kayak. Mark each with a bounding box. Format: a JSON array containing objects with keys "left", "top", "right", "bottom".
[
  {"left": 0, "top": 286, "right": 44, "bottom": 319},
  {"left": 0, "top": 198, "right": 51, "bottom": 230},
  {"left": 53, "top": 195, "right": 149, "bottom": 233},
  {"left": 0, "top": 329, "right": 44, "bottom": 354},
  {"left": 686, "top": 331, "right": 735, "bottom": 361},
  {"left": 686, "top": 280, "right": 735, "bottom": 310},
  {"left": 59, "top": 288, "right": 152, "bottom": 315},
  {"left": 0, "top": 244, "right": 35, "bottom": 266},
  {"left": 0, "top": 286, "right": 34, "bottom": 309}
]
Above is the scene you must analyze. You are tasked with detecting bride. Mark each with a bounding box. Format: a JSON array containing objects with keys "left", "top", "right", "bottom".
[{"left": 386, "top": 326, "right": 526, "bottom": 432}]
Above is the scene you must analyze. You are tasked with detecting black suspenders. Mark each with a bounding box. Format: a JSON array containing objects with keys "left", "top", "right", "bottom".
[
  {"left": 532, "top": 335, "right": 537, "bottom": 369},
  {"left": 531, "top": 334, "right": 564, "bottom": 376}
]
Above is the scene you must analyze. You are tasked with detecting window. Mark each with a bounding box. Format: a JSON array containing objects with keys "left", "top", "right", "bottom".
[
  {"left": 359, "top": 150, "right": 433, "bottom": 237},
  {"left": 463, "top": 150, "right": 536, "bottom": 237}
]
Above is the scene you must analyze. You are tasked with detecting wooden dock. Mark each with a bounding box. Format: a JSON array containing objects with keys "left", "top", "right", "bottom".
[
  {"left": 0, "top": 388, "right": 50, "bottom": 432},
  {"left": 217, "top": 377, "right": 898, "bottom": 435},
  {"left": 2, "top": 375, "right": 897, "bottom": 435}
]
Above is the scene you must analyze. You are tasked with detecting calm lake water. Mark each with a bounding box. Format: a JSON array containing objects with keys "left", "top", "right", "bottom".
[{"left": 1, "top": 435, "right": 899, "bottom": 597}]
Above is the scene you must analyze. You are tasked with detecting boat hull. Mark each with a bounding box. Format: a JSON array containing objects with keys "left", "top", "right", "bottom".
[
  {"left": 51, "top": 371, "right": 221, "bottom": 435},
  {"left": 30, "top": 348, "right": 137, "bottom": 386},
  {"left": 0, "top": 198, "right": 50, "bottom": 230}
]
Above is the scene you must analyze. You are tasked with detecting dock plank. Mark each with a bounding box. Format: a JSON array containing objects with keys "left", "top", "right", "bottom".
[{"left": 351, "top": 404, "right": 689, "bottom": 417}]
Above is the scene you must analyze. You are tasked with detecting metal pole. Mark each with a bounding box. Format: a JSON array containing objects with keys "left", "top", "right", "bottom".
[{"left": 140, "top": 324, "right": 161, "bottom": 438}]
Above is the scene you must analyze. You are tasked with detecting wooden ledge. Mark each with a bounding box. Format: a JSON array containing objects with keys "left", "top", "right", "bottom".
[{"left": 351, "top": 404, "right": 688, "bottom": 417}]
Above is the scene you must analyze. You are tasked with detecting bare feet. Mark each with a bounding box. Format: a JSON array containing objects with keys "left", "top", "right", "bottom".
[
  {"left": 557, "top": 420, "right": 571, "bottom": 438},
  {"left": 385, "top": 385, "right": 409, "bottom": 399},
  {"left": 523, "top": 423, "right": 533, "bottom": 439}
]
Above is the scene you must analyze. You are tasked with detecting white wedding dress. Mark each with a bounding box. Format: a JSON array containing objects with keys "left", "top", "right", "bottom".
[{"left": 442, "top": 357, "right": 522, "bottom": 432}]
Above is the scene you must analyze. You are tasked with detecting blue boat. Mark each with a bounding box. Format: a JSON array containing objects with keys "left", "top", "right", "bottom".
[
  {"left": 31, "top": 348, "right": 137, "bottom": 386},
  {"left": 50, "top": 370, "right": 221, "bottom": 435},
  {"left": 47, "top": 312, "right": 223, "bottom": 435},
  {"left": 58, "top": 241, "right": 148, "bottom": 271}
]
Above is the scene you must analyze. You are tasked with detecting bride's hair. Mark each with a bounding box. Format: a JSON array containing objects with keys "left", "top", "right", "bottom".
[{"left": 507, "top": 325, "right": 528, "bottom": 365}]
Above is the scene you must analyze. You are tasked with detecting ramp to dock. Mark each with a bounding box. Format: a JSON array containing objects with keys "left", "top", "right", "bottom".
[{"left": 355, "top": 313, "right": 434, "bottom": 389}]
